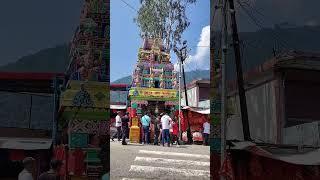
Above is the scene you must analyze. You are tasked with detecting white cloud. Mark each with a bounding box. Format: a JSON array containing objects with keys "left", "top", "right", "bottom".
[{"left": 185, "top": 25, "right": 210, "bottom": 71}]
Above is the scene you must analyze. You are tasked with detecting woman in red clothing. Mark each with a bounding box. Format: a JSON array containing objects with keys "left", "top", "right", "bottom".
[{"left": 171, "top": 119, "right": 180, "bottom": 145}]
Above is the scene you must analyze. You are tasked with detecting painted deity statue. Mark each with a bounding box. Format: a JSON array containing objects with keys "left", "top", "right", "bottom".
[
  {"left": 160, "top": 80, "right": 165, "bottom": 89},
  {"left": 133, "top": 67, "right": 141, "bottom": 87}
]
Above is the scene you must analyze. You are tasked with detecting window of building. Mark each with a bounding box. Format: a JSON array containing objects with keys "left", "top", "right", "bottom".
[
  {"left": 155, "top": 80, "right": 160, "bottom": 88},
  {"left": 154, "top": 54, "right": 158, "bottom": 62}
]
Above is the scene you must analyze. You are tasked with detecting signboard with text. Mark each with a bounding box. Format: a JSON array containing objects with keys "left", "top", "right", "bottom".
[{"left": 129, "top": 87, "right": 178, "bottom": 101}]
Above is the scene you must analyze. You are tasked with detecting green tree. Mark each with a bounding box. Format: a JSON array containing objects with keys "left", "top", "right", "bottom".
[{"left": 135, "top": 0, "right": 196, "bottom": 53}]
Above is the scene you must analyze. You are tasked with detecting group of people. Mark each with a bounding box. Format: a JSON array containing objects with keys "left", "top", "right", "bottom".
[
  {"left": 141, "top": 111, "right": 179, "bottom": 147},
  {"left": 113, "top": 110, "right": 211, "bottom": 146},
  {"left": 113, "top": 111, "right": 179, "bottom": 146},
  {"left": 18, "top": 157, "right": 109, "bottom": 180},
  {"left": 18, "top": 157, "right": 63, "bottom": 180}
]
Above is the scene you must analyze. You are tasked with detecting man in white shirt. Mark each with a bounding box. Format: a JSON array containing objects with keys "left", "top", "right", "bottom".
[
  {"left": 115, "top": 111, "right": 122, "bottom": 141},
  {"left": 18, "top": 157, "right": 35, "bottom": 180},
  {"left": 203, "top": 119, "right": 210, "bottom": 146},
  {"left": 160, "top": 112, "right": 172, "bottom": 147}
]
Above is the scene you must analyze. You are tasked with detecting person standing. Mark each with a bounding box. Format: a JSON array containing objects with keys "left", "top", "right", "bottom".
[
  {"left": 121, "top": 112, "right": 130, "bottom": 145},
  {"left": 160, "top": 112, "right": 172, "bottom": 147},
  {"left": 153, "top": 115, "right": 161, "bottom": 145},
  {"left": 18, "top": 157, "right": 35, "bottom": 180},
  {"left": 115, "top": 111, "right": 122, "bottom": 142},
  {"left": 38, "top": 159, "right": 63, "bottom": 180},
  {"left": 141, "top": 112, "right": 151, "bottom": 145},
  {"left": 171, "top": 120, "right": 179, "bottom": 145},
  {"left": 203, "top": 119, "right": 210, "bottom": 146}
]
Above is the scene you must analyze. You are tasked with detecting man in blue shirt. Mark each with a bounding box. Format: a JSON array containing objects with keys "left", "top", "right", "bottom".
[{"left": 141, "top": 112, "right": 151, "bottom": 144}]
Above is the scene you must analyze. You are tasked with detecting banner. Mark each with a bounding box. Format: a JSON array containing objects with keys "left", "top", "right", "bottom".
[
  {"left": 61, "top": 80, "right": 109, "bottom": 108},
  {"left": 129, "top": 87, "right": 178, "bottom": 101}
]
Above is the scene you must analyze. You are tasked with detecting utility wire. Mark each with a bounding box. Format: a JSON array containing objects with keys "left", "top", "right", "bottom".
[
  {"left": 236, "top": 0, "right": 291, "bottom": 50},
  {"left": 239, "top": 0, "right": 265, "bottom": 18},
  {"left": 120, "top": 0, "right": 138, "bottom": 12}
]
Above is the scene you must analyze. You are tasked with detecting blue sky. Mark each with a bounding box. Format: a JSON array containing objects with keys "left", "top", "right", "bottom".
[{"left": 110, "top": 0, "right": 210, "bottom": 82}]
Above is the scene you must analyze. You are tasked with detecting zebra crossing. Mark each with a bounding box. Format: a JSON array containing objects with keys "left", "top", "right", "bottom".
[{"left": 122, "top": 149, "right": 210, "bottom": 180}]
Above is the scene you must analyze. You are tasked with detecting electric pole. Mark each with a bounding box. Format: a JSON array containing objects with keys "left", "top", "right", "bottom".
[
  {"left": 178, "top": 54, "right": 182, "bottom": 142},
  {"left": 175, "top": 41, "right": 193, "bottom": 144},
  {"left": 228, "top": 0, "right": 251, "bottom": 141},
  {"left": 210, "top": 0, "right": 215, "bottom": 148},
  {"left": 181, "top": 50, "right": 193, "bottom": 144},
  {"left": 220, "top": 0, "right": 228, "bottom": 179}
]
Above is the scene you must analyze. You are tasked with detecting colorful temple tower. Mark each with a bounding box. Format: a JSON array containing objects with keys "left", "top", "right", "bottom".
[
  {"left": 129, "top": 38, "right": 179, "bottom": 117},
  {"left": 57, "top": 0, "right": 109, "bottom": 179}
]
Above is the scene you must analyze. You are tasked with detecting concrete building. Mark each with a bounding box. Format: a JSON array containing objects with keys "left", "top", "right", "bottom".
[
  {"left": 226, "top": 51, "right": 320, "bottom": 146},
  {"left": 0, "top": 72, "right": 64, "bottom": 178},
  {"left": 181, "top": 79, "right": 210, "bottom": 109}
]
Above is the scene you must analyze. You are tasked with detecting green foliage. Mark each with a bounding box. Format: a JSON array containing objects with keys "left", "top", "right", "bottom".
[{"left": 135, "top": 0, "right": 197, "bottom": 52}]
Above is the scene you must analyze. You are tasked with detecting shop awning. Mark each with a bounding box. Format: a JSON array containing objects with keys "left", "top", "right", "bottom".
[
  {"left": 182, "top": 106, "right": 210, "bottom": 115},
  {"left": 110, "top": 104, "right": 127, "bottom": 110},
  {"left": 0, "top": 137, "right": 52, "bottom": 150}
]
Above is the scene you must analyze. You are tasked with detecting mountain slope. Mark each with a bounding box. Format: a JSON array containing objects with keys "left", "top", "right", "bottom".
[
  {"left": 1, "top": 26, "right": 320, "bottom": 80},
  {"left": 0, "top": 44, "right": 70, "bottom": 73},
  {"left": 111, "top": 69, "right": 210, "bottom": 84},
  {"left": 213, "top": 26, "right": 320, "bottom": 80}
]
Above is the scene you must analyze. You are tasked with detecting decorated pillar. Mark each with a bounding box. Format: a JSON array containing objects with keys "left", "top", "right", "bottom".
[{"left": 58, "top": 0, "right": 109, "bottom": 178}]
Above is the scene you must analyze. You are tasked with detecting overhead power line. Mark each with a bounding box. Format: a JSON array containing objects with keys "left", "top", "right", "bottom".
[
  {"left": 236, "top": 0, "right": 291, "bottom": 50},
  {"left": 120, "top": 0, "right": 138, "bottom": 12}
]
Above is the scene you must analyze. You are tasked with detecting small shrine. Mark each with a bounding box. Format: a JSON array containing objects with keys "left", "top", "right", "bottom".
[
  {"left": 57, "top": 0, "right": 109, "bottom": 179},
  {"left": 128, "top": 38, "right": 179, "bottom": 142}
]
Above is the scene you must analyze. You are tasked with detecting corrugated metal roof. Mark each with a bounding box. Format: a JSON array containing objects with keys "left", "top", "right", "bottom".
[
  {"left": 227, "top": 50, "right": 320, "bottom": 91},
  {"left": 231, "top": 141, "right": 320, "bottom": 165},
  {"left": 0, "top": 137, "right": 52, "bottom": 150}
]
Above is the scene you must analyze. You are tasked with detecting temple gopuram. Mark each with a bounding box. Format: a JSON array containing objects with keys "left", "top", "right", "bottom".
[
  {"left": 57, "top": 0, "right": 109, "bottom": 179},
  {"left": 128, "top": 39, "right": 179, "bottom": 140}
]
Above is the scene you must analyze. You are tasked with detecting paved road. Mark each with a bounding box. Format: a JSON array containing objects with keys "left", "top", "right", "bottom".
[{"left": 110, "top": 140, "right": 210, "bottom": 180}]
